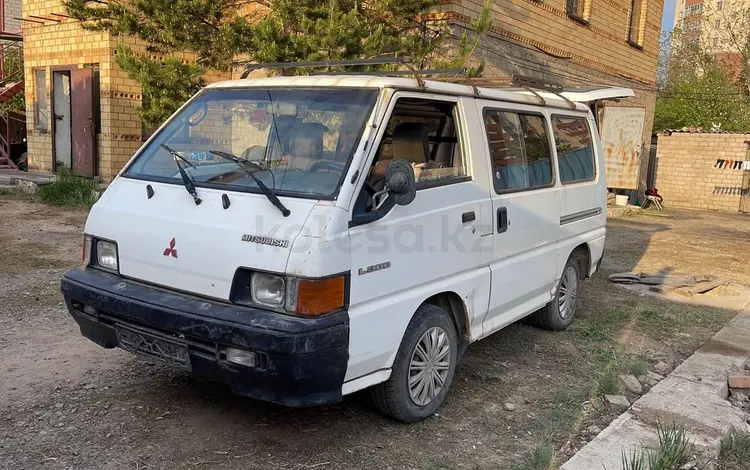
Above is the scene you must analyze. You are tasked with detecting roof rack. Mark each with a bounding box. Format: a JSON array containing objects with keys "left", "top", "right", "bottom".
[
  {"left": 238, "top": 59, "right": 580, "bottom": 109},
  {"left": 309, "top": 68, "right": 466, "bottom": 77},
  {"left": 240, "top": 57, "right": 409, "bottom": 79},
  {"left": 511, "top": 75, "right": 577, "bottom": 110}
]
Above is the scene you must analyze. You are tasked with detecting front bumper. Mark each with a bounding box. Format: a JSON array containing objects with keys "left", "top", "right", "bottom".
[{"left": 61, "top": 267, "right": 349, "bottom": 407}]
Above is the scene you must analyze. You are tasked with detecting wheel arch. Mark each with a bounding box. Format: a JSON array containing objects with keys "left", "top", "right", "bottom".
[
  {"left": 423, "top": 291, "right": 470, "bottom": 344},
  {"left": 568, "top": 243, "right": 592, "bottom": 279}
]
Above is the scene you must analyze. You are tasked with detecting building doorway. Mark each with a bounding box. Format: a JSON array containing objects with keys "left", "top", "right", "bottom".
[
  {"left": 52, "top": 71, "right": 72, "bottom": 169},
  {"left": 52, "top": 67, "right": 96, "bottom": 177}
]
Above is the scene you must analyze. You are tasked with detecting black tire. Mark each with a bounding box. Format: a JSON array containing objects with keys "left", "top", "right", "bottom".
[
  {"left": 530, "top": 255, "right": 582, "bottom": 331},
  {"left": 370, "top": 303, "right": 458, "bottom": 423}
]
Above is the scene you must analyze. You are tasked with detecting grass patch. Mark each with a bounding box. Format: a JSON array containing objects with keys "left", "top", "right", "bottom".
[
  {"left": 623, "top": 356, "right": 649, "bottom": 377},
  {"left": 590, "top": 350, "right": 648, "bottom": 396},
  {"left": 718, "top": 428, "right": 750, "bottom": 470},
  {"left": 0, "top": 187, "right": 11, "bottom": 196},
  {"left": 619, "top": 423, "right": 693, "bottom": 470},
  {"left": 593, "top": 368, "right": 620, "bottom": 396},
  {"left": 572, "top": 307, "right": 635, "bottom": 342},
  {"left": 632, "top": 302, "right": 730, "bottom": 336},
  {"left": 518, "top": 388, "right": 588, "bottom": 443},
  {"left": 507, "top": 445, "right": 555, "bottom": 470},
  {"left": 38, "top": 168, "right": 97, "bottom": 206}
]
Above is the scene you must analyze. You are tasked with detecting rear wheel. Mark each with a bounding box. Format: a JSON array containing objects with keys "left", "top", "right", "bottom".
[
  {"left": 531, "top": 256, "right": 582, "bottom": 331},
  {"left": 370, "top": 303, "right": 458, "bottom": 423}
]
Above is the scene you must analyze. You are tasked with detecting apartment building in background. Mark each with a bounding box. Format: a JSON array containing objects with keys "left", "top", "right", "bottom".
[
  {"left": 20, "top": 0, "right": 664, "bottom": 192},
  {"left": 673, "top": 0, "right": 749, "bottom": 73}
]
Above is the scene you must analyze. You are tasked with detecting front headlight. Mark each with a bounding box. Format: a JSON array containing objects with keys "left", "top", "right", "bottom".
[
  {"left": 95, "top": 240, "right": 119, "bottom": 272},
  {"left": 250, "top": 273, "right": 285, "bottom": 308}
]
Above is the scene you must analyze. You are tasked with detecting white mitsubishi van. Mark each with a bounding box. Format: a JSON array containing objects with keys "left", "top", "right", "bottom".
[{"left": 61, "top": 75, "right": 632, "bottom": 422}]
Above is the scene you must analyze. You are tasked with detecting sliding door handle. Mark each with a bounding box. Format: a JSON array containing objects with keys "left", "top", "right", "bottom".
[{"left": 497, "top": 207, "right": 509, "bottom": 233}]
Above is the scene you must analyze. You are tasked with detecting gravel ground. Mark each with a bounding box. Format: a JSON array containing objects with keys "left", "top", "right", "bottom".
[{"left": 1, "top": 197, "right": 748, "bottom": 470}]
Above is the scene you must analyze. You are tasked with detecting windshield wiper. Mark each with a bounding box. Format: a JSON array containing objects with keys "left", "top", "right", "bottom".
[
  {"left": 161, "top": 144, "right": 202, "bottom": 205},
  {"left": 209, "top": 150, "right": 290, "bottom": 217}
]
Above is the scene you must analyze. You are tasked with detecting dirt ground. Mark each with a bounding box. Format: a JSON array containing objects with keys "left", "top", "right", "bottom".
[{"left": 1, "top": 197, "right": 749, "bottom": 470}]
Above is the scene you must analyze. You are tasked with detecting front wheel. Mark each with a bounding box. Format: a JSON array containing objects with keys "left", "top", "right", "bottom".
[
  {"left": 370, "top": 303, "right": 458, "bottom": 423},
  {"left": 530, "top": 256, "right": 582, "bottom": 331}
]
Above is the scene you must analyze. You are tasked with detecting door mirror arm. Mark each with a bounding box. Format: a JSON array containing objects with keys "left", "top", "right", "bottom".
[
  {"left": 351, "top": 159, "right": 416, "bottom": 227},
  {"left": 371, "top": 188, "right": 390, "bottom": 211}
]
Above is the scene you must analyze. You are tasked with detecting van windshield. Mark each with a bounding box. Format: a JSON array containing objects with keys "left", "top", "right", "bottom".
[{"left": 125, "top": 88, "right": 378, "bottom": 198}]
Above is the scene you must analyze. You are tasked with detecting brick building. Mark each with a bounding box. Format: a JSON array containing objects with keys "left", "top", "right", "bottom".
[
  {"left": 20, "top": 0, "right": 663, "bottom": 186},
  {"left": 440, "top": 0, "right": 663, "bottom": 192},
  {"left": 654, "top": 131, "right": 750, "bottom": 212},
  {"left": 21, "top": 0, "right": 228, "bottom": 179}
]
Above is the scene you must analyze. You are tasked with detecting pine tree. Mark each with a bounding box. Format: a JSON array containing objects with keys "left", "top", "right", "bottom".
[{"left": 64, "top": 0, "right": 493, "bottom": 128}]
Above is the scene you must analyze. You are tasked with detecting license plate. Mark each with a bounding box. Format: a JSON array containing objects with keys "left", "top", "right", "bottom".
[{"left": 115, "top": 325, "right": 192, "bottom": 371}]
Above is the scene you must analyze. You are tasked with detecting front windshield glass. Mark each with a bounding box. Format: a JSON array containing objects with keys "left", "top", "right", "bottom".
[{"left": 125, "top": 88, "right": 378, "bottom": 197}]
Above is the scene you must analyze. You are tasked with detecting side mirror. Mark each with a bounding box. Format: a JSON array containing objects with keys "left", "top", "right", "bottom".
[
  {"left": 371, "top": 158, "right": 416, "bottom": 211},
  {"left": 385, "top": 159, "right": 416, "bottom": 206}
]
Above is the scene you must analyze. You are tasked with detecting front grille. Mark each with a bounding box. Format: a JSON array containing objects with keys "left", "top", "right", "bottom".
[{"left": 96, "top": 311, "right": 218, "bottom": 360}]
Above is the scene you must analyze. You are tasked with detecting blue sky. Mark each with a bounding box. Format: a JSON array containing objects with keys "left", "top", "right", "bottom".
[{"left": 662, "top": 0, "right": 676, "bottom": 33}]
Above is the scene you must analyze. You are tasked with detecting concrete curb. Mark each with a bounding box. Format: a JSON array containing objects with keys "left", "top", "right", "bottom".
[
  {"left": 561, "top": 306, "right": 750, "bottom": 470},
  {"left": 0, "top": 172, "right": 56, "bottom": 187}
]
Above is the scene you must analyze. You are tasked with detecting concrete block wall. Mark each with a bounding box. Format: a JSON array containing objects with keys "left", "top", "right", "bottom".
[
  {"left": 654, "top": 133, "right": 749, "bottom": 212},
  {"left": 4, "top": 0, "right": 22, "bottom": 32}
]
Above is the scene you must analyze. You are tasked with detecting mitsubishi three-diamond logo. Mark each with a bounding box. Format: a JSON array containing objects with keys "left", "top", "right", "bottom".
[{"left": 163, "top": 238, "right": 178, "bottom": 258}]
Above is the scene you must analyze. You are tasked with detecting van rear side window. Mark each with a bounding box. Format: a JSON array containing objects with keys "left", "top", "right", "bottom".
[
  {"left": 483, "top": 110, "right": 553, "bottom": 193},
  {"left": 551, "top": 116, "right": 596, "bottom": 183}
]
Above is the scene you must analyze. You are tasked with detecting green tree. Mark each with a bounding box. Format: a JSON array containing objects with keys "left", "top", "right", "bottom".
[
  {"left": 655, "top": 22, "right": 750, "bottom": 131},
  {"left": 64, "top": 0, "right": 493, "bottom": 128},
  {"left": 0, "top": 41, "right": 25, "bottom": 117}
]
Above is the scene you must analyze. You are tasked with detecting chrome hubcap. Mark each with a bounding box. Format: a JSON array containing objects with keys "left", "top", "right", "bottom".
[
  {"left": 408, "top": 327, "right": 451, "bottom": 406},
  {"left": 558, "top": 266, "right": 578, "bottom": 319}
]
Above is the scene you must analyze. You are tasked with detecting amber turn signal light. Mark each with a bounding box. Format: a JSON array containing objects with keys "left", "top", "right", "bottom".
[{"left": 292, "top": 276, "right": 346, "bottom": 317}]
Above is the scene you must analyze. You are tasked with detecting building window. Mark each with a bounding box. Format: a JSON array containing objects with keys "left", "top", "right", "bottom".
[
  {"left": 684, "top": 3, "right": 704, "bottom": 16},
  {"left": 628, "top": 0, "right": 647, "bottom": 47},
  {"left": 717, "top": 1, "right": 723, "bottom": 10},
  {"left": 566, "top": 0, "right": 590, "bottom": 22},
  {"left": 34, "top": 69, "right": 48, "bottom": 131},
  {"left": 483, "top": 110, "right": 554, "bottom": 193},
  {"left": 685, "top": 20, "right": 703, "bottom": 31},
  {"left": 715, "top": 19, "right": 721, "bottom": 28}
]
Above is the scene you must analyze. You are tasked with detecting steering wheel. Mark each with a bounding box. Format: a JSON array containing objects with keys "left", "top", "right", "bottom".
[{"left": 309, "top": 161, "right": 345, "bottom": 173}]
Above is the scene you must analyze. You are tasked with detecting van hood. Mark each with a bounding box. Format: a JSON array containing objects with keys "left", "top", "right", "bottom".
[{"left": 88, "top": 177, "right": 317, "bottom": 300}]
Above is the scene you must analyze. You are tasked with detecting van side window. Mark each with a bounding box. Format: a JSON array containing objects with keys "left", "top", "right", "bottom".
[
  {"left": 366, "top": 98, "right": 466, "bottom": 189},
  {"left": 551, "top": 116, "right": 596, "bottom": 183},
  {"left": 483, "top": 110, "right": 553, "bottom": 193}
]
